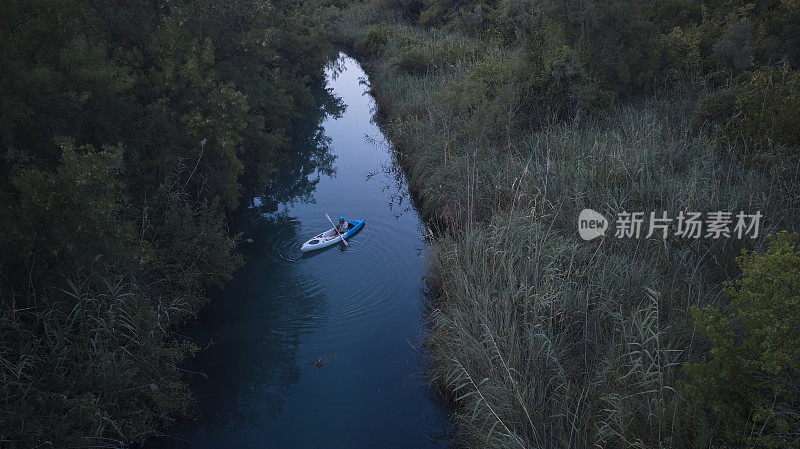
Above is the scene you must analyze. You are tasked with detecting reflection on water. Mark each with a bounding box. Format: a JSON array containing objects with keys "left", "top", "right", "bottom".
[
  {"left": 239, "top": 79, "right": 345, "bottom": 219},
  {"left": 152, "top": 53, "right": 448, "bottom": 449},
  {"left": 367, "top": 153, "right": 417, "bottom": 220}
]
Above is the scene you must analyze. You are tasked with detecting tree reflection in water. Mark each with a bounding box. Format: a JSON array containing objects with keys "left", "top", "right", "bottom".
[{"left": 153, "top": 67, "right": 344, "bottom": 447}]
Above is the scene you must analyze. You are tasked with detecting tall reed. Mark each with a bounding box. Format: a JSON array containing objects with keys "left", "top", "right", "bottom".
[{"left": 332, "top": 5, "right": 800, "bottom": 446}]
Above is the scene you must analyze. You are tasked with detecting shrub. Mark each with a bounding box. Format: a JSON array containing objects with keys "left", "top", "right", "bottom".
[
  {"left": 713, "top": 18, "right": 754, "bottom": 73},
  {"left": 374, "top": 0, "right": 423, "bottom": 20},
  {"left": 695, "top": 65, "right": 800, "bottom": 152},
  {"left": 685, "top": 231, "right": 800, "bottom": 447},
  {"left": 362, "top": 25, "right": 394, "bottom": 56},
  {"left": 394, "top": 49, "right": 430, "bottom": 75},
  {"left": 0, "top": 279, "right": 195, "bottom": 447},
  {"left": 2, "top": 140, "right": 134, "bottom": 284},
  {"left": 653, "top": 26, "right": 701, "bottom": 86},
  {"left": 523, "top": 45, "right": 613, "bottom": 124}
]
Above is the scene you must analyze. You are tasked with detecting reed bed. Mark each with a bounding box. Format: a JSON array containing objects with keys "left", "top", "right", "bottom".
[
  {"left": 333, "top": 4, "right": 800, "bottom": 447},
  {"left": 0, "top": 279, "right": 192, "bottom": 447}
]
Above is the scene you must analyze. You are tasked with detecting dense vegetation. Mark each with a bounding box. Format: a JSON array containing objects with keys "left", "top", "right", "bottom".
[
  {"left": 0, "top": 0, "right": 333, "bottom": 446},
  {"left": 332, "top": 0, "right": 800, "bottom": 447}
]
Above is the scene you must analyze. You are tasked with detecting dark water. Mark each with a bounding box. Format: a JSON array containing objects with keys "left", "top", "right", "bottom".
[{"left": 154, "top": 54, "right": 448, "bottom": 448}]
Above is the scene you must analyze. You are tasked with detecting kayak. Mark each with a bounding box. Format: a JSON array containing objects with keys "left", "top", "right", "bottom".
[{"left": 300, "top": 219, "right": 365, "bottom": 252}]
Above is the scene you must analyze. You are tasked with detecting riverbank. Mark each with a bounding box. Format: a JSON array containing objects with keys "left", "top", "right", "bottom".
[{"left": 332, "top": 2, "right": 800, "bottom": 447}]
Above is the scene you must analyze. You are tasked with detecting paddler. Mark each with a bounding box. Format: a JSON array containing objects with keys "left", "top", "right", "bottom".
[{"left": 328, "top": 216, "right": 348, "bottom": 237}]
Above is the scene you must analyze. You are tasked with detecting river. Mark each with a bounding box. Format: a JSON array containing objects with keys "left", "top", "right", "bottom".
[{"left": 153, "top": 53, "right": 449, "bottom": 448}]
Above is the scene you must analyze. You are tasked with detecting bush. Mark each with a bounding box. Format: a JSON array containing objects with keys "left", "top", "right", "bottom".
[
  {"left": 685, "top": 231, "right": 800, "bottom": 448},
  {"left": 0, "top": 0, "right": 330, "bottom": 445},
  {"left": 394, "top": 49, "right": 430, "bottom": 75},
  {"left": 653, "top": 26, "right": 701, "bottom": 86},
  {"left": 695, "top": 65, "right": 800, "bottom": 152},
  {"left": 0, "top": 279, "right": 194, "bottom": 447},
  {"left": 2, "top": 141, "right": 133, "bottom": 284},
  {"left": 362, "top": 25, "right": 394, "bottom": 56},
  {"left": 712, "top": 18, "right": 754, "bottom": 73},
  {"left": 374, "top": 0, "right": 423, "bottom": 20},
  {"left": 521, "top": 44, "right": 613, "bottom": 125}
]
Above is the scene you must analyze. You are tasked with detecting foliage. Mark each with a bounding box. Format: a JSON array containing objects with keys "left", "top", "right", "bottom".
[
  {"left": 0, "top": 0, "right": 331, "bottom": 446},
  {"left": 394, "top": 49, "right": 431, "bottom": 75},
  {"left": 363, "top": 26, "right": 395, "bottom": 55},
  {"left": 0, "top": 280, "right": 194, "bottom": 447},
  {"left": 375, "top": 0, "right": 800, "bottom": 151},
  {"left": 712, "top": 18, "right": 754, "bottom": 73},
  {"left": 695, "top": 64, "right": 800, "bottom": 153},
  {"left": 330, "top": 2, "right": 800, "bottom": 447},
  {"left": 2, "top": 141, "right": 133, "bottom": 287},
  {"left": 686, "top": 231, "right": 800, "bottom": 447},
  {"left": 453, "top": 56, "right": 519, "bottom": 130}
]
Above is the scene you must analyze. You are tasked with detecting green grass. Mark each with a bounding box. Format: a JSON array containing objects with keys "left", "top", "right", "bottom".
[
  {"left": 332, "top": 3, "right": 800, "bottom": 447},
  {"left": 0, "top": 279, "right": 194, "bottom": 448}
]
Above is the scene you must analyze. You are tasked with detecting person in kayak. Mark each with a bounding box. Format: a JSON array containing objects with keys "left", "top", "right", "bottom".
[{"left": 328, "top": 216, "right": 349, "bottom": 237}]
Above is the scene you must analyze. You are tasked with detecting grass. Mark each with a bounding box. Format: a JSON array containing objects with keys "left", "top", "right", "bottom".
[
  {"left": 331, "top": 3, "right": 800, "bottom": 447},
  {"left": 0, "top": 278, "right": 195, "bottom": 448}
]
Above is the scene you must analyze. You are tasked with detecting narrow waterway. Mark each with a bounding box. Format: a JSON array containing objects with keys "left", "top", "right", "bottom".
[{"left": 155, "top": 54, "right": 448, "bottom": 448}]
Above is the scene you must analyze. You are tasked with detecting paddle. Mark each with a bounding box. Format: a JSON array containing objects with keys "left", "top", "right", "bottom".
[{"left": 325, "top": 213, "right": 349, "bottom": 247}]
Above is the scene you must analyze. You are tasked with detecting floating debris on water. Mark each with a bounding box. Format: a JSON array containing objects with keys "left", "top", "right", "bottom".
[{"left": 310, "top": 354, "right": 336, "bottom": 368}]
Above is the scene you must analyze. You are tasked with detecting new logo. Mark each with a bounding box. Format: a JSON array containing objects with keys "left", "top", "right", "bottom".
[{"left": 578, "top": 208, "right": 608, "bottom": 241}]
